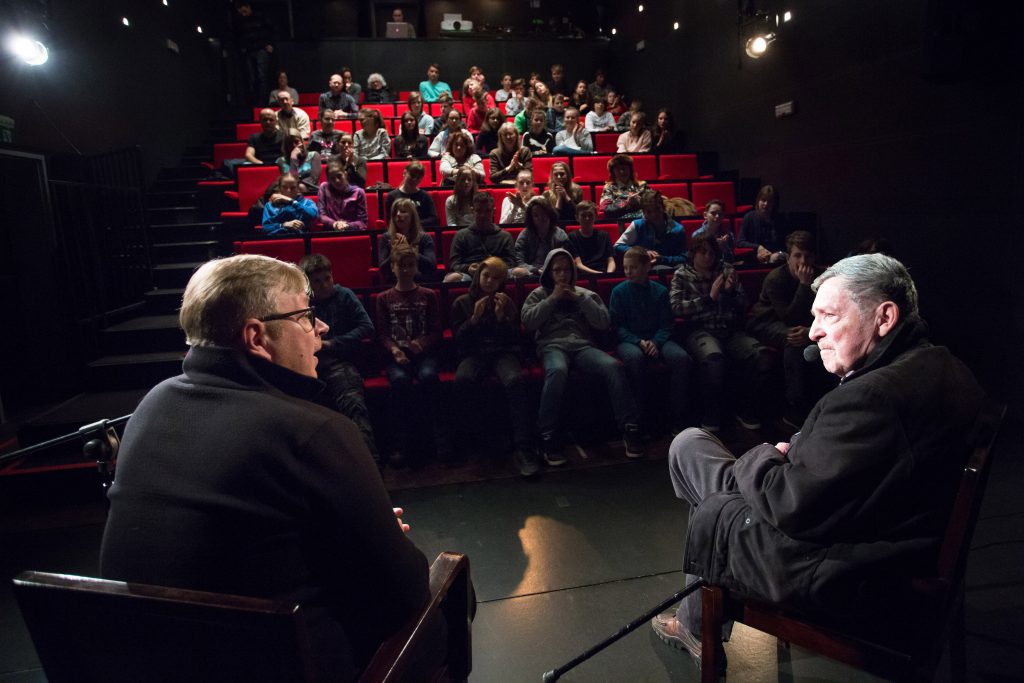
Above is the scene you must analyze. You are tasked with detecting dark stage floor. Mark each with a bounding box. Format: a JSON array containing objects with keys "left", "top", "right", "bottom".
[{"left": 2, "top": 410, "right": 1022, "bottom": 682}]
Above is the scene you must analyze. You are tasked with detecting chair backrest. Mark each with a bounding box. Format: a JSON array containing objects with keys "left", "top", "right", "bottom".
[
  {"left": 214, "top": 142, "right": 248, "bottom": 168},
  {"left": 236, "top": 122, "right": 262, "bottom": 141},
  {"left": 632, "top": 155, "right": 658, "bottom": 182},
  {"left": 234, "top": 238, "right": 306, "bottom": 264},
  {"left": 387, "top": 160, "right": 436, "bottom": 186},
  {"left": 659, "top": 154, "right": 699, "bottom": 180},
  {"left": 365, "top": 161, "right": 386, "bottom": 187},
  {"left": 593, "top": 132, "right": 618, "bottom": 154},
  {"left": 690, "top": 181, "right": 737, "bottom": 215},
  {"left": 13, "top": 571, "right": 318, "bottom": 683},
  {"left": 312, "top": 234, "right": 375, "bottom": 288},
  {"left": 237, "top": 165, "right": 286, "bottom": 211},
  {"left": 532, "top": 155, "right": 568, "bottom": 184},
  {"left": 572, "top": 155, "right": 611, "bottom": 183}
]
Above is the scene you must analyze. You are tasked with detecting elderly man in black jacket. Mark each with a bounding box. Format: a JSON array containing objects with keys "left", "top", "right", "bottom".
[{"left": 652, "top": 253, "right": 985, "bottom": 672}]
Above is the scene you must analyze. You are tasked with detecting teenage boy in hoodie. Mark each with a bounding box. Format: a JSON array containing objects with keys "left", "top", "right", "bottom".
[
  {"left": 614, "top": 189, "right": 689, "bottom": 270},
  {"left": 451, "top": 256, "right": 539, "bottom": 477},
  {"left": 610, "top": 247, "right": 692, "bottom": 434},
  {"left": 521, "top": 248, "right": 644, "bottom": 465}
]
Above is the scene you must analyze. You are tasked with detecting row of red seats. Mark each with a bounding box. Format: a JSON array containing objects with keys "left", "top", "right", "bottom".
[
  {"left": 252, "top": 99, "right": 466, "bottom": 125},
  {"left": 234, "top": 217, "right": 749, "bottom": 289}
]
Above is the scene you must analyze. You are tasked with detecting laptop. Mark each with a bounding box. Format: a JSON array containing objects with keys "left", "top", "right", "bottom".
[{"left": 386, "top": 22, "right": 412, "bottom": 38}]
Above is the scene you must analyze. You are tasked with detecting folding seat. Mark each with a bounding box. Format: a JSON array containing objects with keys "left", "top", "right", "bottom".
[
  {"left": 310, "top": 234, "right": 375, "bottom": 288},
  {"left": 335, "top": 118, "right": 356, "bottom": 134},
  {"left": 593, "top": 277, "right": 626, "bottom": 306},
  {"left": 647, "top": 181, "right": 690, "bottom": 202},
  {"left": 690, "top": 181, "right": 749, "bottom": 215},
  {"left": 657, "top": 154, "right": 700, "bottom": 180},
  {"left": 480, "top": 157, "right": 491, "bottom": 181},
  {"left": 387, "top": 160, "right": 436, "bottom": 186},
  {"left": 233, "top": 238, "right": 305, "bottom": 264},
  {"left": 430, "top": 190, "right": 453, "bottom": 224},
  {"left": 572, "top": 155, "right": 612, "bottom": 183},
  {"left": 581, "top": 184, "right": 598, "bottom": 203},
  {"left": 221, "top": 165, "right": 282, "bottom": 221},
  {"left": 438, "top": 229, "right": 459, "bottom": 266},
  {"left": 361, "top": 103, "right": 395, "bottom": 118},
  {"left": 236, "top": 123, "right": 262, "bottom": 141},
  {"left": 387, "top": 119, "right": 402, "bottom": 136},
  {"left": 209, "top": 143, "right": 247, "bottom": 169},
  {"left": 394, "top": 103, "right": 409, "bottom": 117},
  {"left": 593, "top": 132, "right": 618, "bottom": 154},
  {"left": 592, "top": 222, "right": 621, "bottom": 243},
  {"left": 632, "top": 155, "right": 658, "bottom": 182},
  {"left": 426, "top": 102, "right": 443, "bottom": 117},
  {"left": 396, "top": 91, "right": 414, "bottom": 102},
  {"left": 680, "top": 219, "right": 705, "bottom": 240},
  {"left": 486, "top": 188, "right": 512, "bottom": 223},
  {"left": 366, "top": 190, "right": 384, "bottom": 230},
  {"left": 532, "top": 156, "right": 568, "bottom": 184},
  {"left": 497, "top": 101, "right": 508, "bottom": 115},
  {"left": 297, "top": 92, "right": 319, "bottom": 106},
  {"left": 365, "top": 161, "right": 386, "bottom": 187}
]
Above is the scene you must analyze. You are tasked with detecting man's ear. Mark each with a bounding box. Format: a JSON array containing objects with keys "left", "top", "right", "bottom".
[
  {"left": 876, "top": 301, "right": 900, "bottom": 338},
  {"left": 241, "top": 319, "right": 274, "bottom": 361}
]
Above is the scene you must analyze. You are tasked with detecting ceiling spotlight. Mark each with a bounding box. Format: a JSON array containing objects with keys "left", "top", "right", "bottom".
[
  {"left": 121, "top": 17, "right": 130, "bottom": 27},
  {"left": 745, "top": 32, "right": 775, "bottom": 58},
  {"left": 7, "top": 34, "right": 49, "bottom": 65},
  {"left": 673, "top": 21, "right": 679, "bottom": 30},
  {"left": 611, "top": 27, "right": 617, "bottom": 35},
  {"left": 196, "top": 25, "right": 203, "bottom": 34},
  {"left": 162, "top": 0, "right": 169, "bottom": 4},
  {"left": 638, "top": 4, "right": 644, "bottom": 12},
  {"left": 784, "top": 11, "right": 792, "bottom": 22}
]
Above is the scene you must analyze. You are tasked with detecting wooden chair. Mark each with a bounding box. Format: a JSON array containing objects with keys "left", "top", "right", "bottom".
[
  {"left": 699, "top": 400, "right": 1005, "bottom": 683},
  {"left": 14, "top": 551, "right": 472, "bottom": 683}
]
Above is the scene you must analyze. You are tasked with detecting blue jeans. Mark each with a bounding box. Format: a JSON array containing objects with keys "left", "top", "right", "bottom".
[
  {"left": 551, "top": 144, "right": 593, "bottom": 157},
  {"left": 617, "top": 340, "right": 692, "bottom": 426},
  {"left": 455, "top": 352, "right": 533, "bottom": 451},
  {"left": 537, "top": 345, "right": 639, "bottom": 435}
]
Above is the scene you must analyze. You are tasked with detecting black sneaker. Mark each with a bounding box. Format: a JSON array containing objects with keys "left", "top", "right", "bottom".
[
  {"left": 623, "top": 424, "right": 645, "bottom": 459},
  {"left": 540, "top": 433, "right": 567, "bottom": 466},
  {"left": 513, "top": 448, "right": 540, "bottom": 478}
]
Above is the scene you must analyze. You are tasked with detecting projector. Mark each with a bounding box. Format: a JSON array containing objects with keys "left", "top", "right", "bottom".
[{"left": 441, "top": 13, "right": 473, "bottom": 31}]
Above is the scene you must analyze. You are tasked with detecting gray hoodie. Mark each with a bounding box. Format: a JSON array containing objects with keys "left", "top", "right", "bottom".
[{"left": 520, "top": 248, "right": 610, "bottom": 353}]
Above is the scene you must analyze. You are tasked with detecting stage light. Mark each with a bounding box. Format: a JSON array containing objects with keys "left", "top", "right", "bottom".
[
  {"left": 784, "top": 11, "right": 792, "bottom": 22},
  {"left": 745, "top": 32, "right": 775, "bottom": 58},
  {"left": 638, "top": 4, "right": 644, "bottom": 12},
  {"left": 162, "top": 0, "right": 169, "bottom": 4},
  {"left": 673, "top": 21, "right": 679, "bottom": 30},
  {"left": 122, "top": 17, "right": 130, "bottom": 27},
  {"left": 7, "top": 34, "right": 48, "bottom": 65},
  {"left": 196, "top": 25, "right": 203, "bottom": 34},
  {"left": 611, "top": 27, "right": 617, "bottom": 35}
]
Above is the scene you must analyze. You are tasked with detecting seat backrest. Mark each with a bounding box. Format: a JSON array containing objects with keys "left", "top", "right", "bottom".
[
  {"left": 234, "top": 238, "right": 306, "bottom": 264},
  {"left": 365, "top": 161, "right": 386, "bottom": 187},
  {"left": 532, "top": 156, "right": 568, "bottom": 184},
  {"left": 312, "top": 234, "right": 375, "bottom": 288},
  {"left": 593, "top": 132, "right": 618, "bottom": 154},
  {"left": 632, "top": 155, "right": 658, "bottom": 182},
  {"left": 236, "top": 122, "right": 262, "bottom": 141},
  {"left": 430, "top": 190, "right": 454, "bottom": 224},
  {"left": 361, "top": 103, "right": 395, "bottom": 118},
  {"left": 659, "top": 154, "right": 699, "bottom": 180},
  {"left": 298, "top": 92, "right": 320, "bottom": 106},
  {"left": 648, "top": 181, "right": 690, "bottom": 202},
  {"left": 690, "top": 181, "right": 737, "bottom": 215},
  {"left": 387, "top": 160, "right": 436, "bottom": 186},
  {"left": 237, "top": 165, "right": 286, "bottom": 211},
  {"left": 214, "top": 142, "right": 248, "bottom": 168},
  {"left": 572, "top": 155, "right": 611, "bottom": 183},
  {"left": 13, "top": 572, "right": 318, "bottom": 683},
  {"left": 366, "top": 190, "right": 383, "bottom": 229}
]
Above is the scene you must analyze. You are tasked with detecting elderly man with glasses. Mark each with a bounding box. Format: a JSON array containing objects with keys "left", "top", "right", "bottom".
[{"left": 100, "top": 254, "right": 441, "bottom": 680}]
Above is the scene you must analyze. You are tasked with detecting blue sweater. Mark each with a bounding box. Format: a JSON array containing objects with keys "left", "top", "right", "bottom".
[
  {"left": 261, "top": 197, "right": 318, "bottom": 236},
  {"left": 609, "top": 279, "right": 674, "bottom": 348},
  {"left": 614, "top": 217, "right": 689, "bottom": 266},
  {"left": 311, "top": 284, "right": 374, "bottom": 362}
]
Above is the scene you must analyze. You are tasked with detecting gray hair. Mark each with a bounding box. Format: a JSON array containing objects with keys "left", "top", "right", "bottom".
[
  {"left": 367, "top": 72, "right": 387, "bottom": 87},
  {"left": 180, "top": 255, "right": 309, "bottom": 347},
  {"left": 813, "top": 253, "right": 919, "bottom": 320}
]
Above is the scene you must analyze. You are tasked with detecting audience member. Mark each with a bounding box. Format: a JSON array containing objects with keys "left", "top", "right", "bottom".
[
  {"left": 552, "top": 108, "right": 593, "bottom": 156},
  {"left": 353, "top": 108, "right": 391, "bottom": 161},
  {"left": 444, "top": 167, "right": 481, "bottom": 228},
  {"left": 378, "top": 198, "right": 437, "bottom": 283},
  {"left": 615, "top": 99, "right": 643, "bottom": 132},
  {"left": 504, "top": 79, "right": 526, "bottom": 117},
  {"left": 235, "top": 2, "right": 274, "bottom": 105},
  {"left": 268, "top": 70, "right": 298, "bottom": 106},
  {"left": 428, "top": 108, "right": 464, "bottom": 158},
  {"left": 389, "top": 8, "right": 416, "bottom": 37},
  {"left": 466, "top": 88, "right": 490, "bottom": 134},
  {"left": 499, "top": 170, "right": 535, "bottom": 224},
  {"left": 616, "top": 111, "right": 652, "bottom": 153},
  {"left": 240, "top": 109, "right": 283, "bottom": 170},
  {"left": 376, "top": 245, "right": 450, "bottom": 466},
  {"left": 599, "top": 154, "right": 646, "bottom": 221},
  {"left": 300, "top": 253, "right": 380, "bottom": 464},
  {"left": 308, "top": 109, "right": 343, "bottom": 157},
  {"left": 386, "top": 160, "right": 439, "bottom": 227},
  {"left": 444, "top": 192, "right": 516, "bottom": 282},
  {"left": 747, "top": 230, "right": 825, "bottom": 425},
  {"left": 615, "top": 189, "right": 688, "bottom": 269},
  {"left": 514, "top": 98, "right": 543, "bottom": 135},
  {"left": 512, "top": 196, "right": 571, "bottom": 278},
  {"left": 494, "top": 73, "right": 514, "bottom": 103},
  {"left": 99, "top": 254, "right": 434, "bottom": 681},
  {"left": 317, "top": 158, "right": 368, "bottom": 231},
  {"left": 489, "top": 122, "right": 533, "bottom": 186},
  {"left": 419, "top": 63, "right": 452, "bottom": 102},
  {"left": 439, "top": 130, "right": 484, "bottom": 186},
  {"left": 533, "top": 81, "right": 553, "bottom": 108},
  {"left": 275, "top": 129, "right": 321, "bottom": 191},
  {"left": 336, "top": 133, "right": 367, "bottom": 188},
  {"left": 549, "top": 63, "right": 570, "bottom": 96},
  {"left": 450, "top": 256, "right": 538, "bottom": 476},
  {"left": 392, "top": 111, "right": 430, "bottom": 159},
  {"left": 739, "top": 184, "right": 786, "bottom": 264},
  {"left": 587, "top": 68, "right": 611, "bottom": 103},
  {"left": 610, "top": 246, "right": 693, "bottom": 433},
  {"left": 544, "top": 160, "right": 584, "bottom": 221},
  {"left": 605, "top": 89, "right": 627, "bottom": 117},
  {"left": 546, "top": 93, "right": 567, "bottom": 134},
  {"left": 521, "top": 249, "right": 644, "bottom": 464},
  {"left": 523, "top": 109, "right": 555, "bottom": 155},
  {"left": 669, "top": 233, "right": 772, "bottom": 431},
  {"left": 654, "top": 254, "right": 983, "bottom": 675},
  {"left": 691, "top": 199, "right": 734, "bottom": 263},
  {"left": 474, "top": 108, "right": 504, "bottom": 156},
  {"left": 406, "top": 92, "right": 434, "bottom": 134},
  {"left": 469, "top": 65, "right": 490, "bottom": 93},
  {"left": 652, "top": 108, "right": 686, "bottom": 154},
  {"left": 585, "top": 98, "right": 617, "bottom": 133},
  {"left": 461, "top": 77, "right": 494, "bottom": 113},
  {"left": 318, "top": 74, "right": 359, "bottom": 119},
  {"left": 341, "top": 66, "right": 362, "bottom": 103},
  {"left": 569, "top": 201, "right": 615, "bottom": 275},
  {"left": 275, "top": 91, "right": 311, "bottom": 140},
  {"left": 569, "top": 80, "right": 592, "bottom": 116},
  {"left": 261, "top": 172, "right": 317, "bottom": 236}
]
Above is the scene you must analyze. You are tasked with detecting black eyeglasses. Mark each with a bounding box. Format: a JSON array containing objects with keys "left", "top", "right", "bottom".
[{"left": 258, "top": 307, "right": 317, "bottom": 333}]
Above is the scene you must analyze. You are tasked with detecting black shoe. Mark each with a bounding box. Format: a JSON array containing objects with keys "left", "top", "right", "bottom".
[
  {"left": 624, "top": 424, "right": 645, "bottom": 459},
  {"left": 540, "top": 433, "right": 567, "bottom": 466},
  {"left": 513, "top": 448, "right": 540, "bottom": 478}
]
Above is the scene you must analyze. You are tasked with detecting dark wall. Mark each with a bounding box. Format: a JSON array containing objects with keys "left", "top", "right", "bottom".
[
  {"left": 603, "top": 0, "right": 1024, "bottom": 399},
  {"left": 0, "top": 0, "right": 232, "bottom": 183},
  {"left": 274, "top": 38, "right": 610, "bottom": 95}
]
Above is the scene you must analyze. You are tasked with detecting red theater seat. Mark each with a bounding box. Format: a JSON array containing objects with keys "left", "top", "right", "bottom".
[
  {"left": 223, "top": 166, "right": 281, "bottom": 218},
  {"left": 648, "top": 182, "right": 690, "bottom": 201},
  {"left": 532, "top": 156, "right": 568, "bottom": 184},
  {"left": 658, "top": 154, "right": 700, "bottom": 180},
  {"left": 430, "top": 190, "right": 454, "bottom": 224},
  {"left": 361, "top": 103, "right": 395, "bottom": 118},
  {"left": 387, "top": 160, "right": 436, "bottom": 186},
  {"left": 593, "top": 133, "right": 618, "bottom": 154},
  {"left": 632, "top": 155, "right": 658, "bottom": 182},
  {"left": 572, "top": 156, "right": 612, "bottom": 183},
  {"left": 211, "top": 143, "right": 247, "bottom": 169},
  {"left": 234, "top": 238, "right": 305, "bottom": 264},
  {"left": 236, "top": 123, "right": 262, "bottom": 141},
  {"left": 311, "top": 234, "right": 375, "bottom": 288},
  {"left": 365, "top": 161, "right": 386, "bottom": 187},
  {"left": 691, "top": 181, "right": 744, "bottom": 215}
]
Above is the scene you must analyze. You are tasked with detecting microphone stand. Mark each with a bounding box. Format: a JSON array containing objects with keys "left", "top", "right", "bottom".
[{"left": 0, "top": 414, "right": 132, "bottom": 493}]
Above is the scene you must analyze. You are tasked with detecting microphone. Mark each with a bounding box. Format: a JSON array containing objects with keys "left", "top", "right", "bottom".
[{"left": 803, "top": 344, "right": 821, "bottom": 364}]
